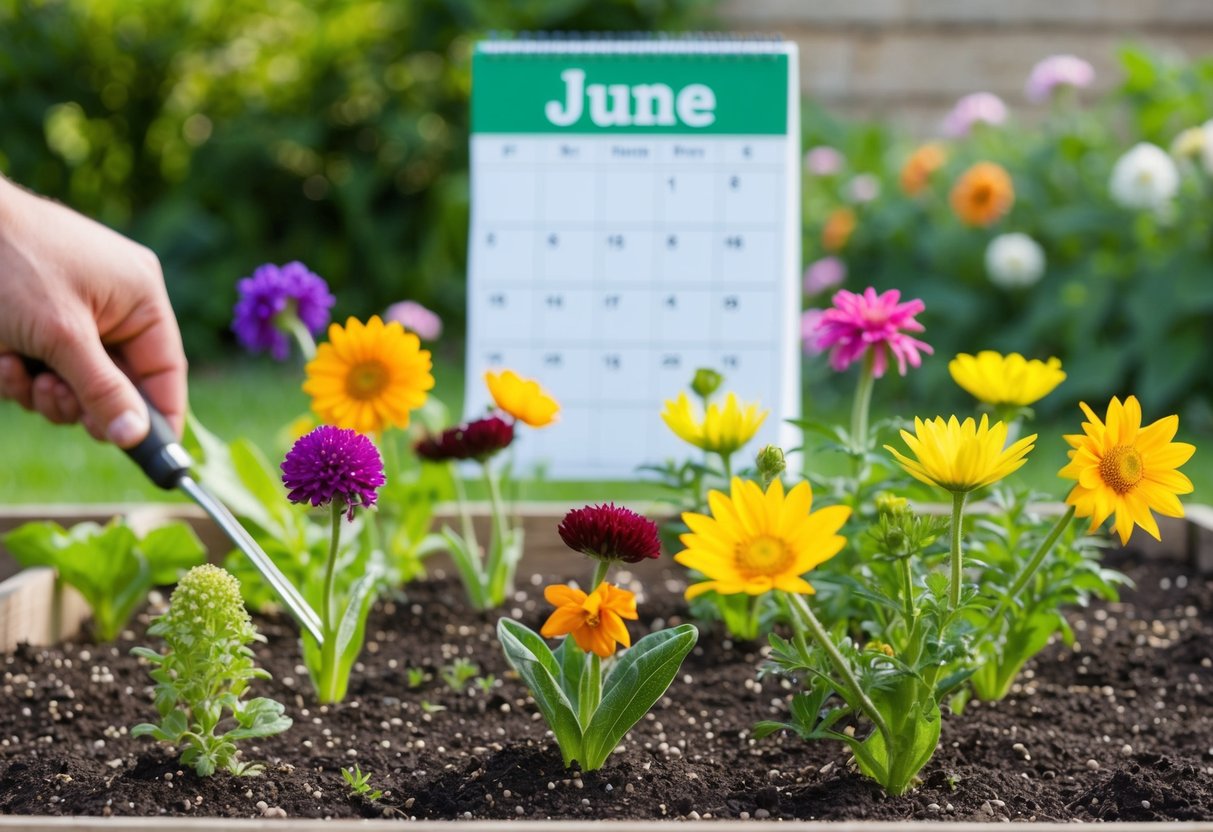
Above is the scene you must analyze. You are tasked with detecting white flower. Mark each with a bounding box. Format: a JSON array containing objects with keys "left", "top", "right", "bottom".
[
  {"left": 845, "top": 173, "right": 881, "bottom": 204},
  {"left": 985, "top": 233, "right": 1045, "bottom": 290},
  {"left": 1109, "top": 142, "right": 1180, "bottom": 211}
]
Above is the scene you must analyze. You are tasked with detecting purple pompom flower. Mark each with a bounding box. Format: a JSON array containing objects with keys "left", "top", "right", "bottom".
[
  {"left": 1025, "top": 55, "right": 1094, "bottom": 104},
  {"left": 232, "top": 262, "right": 335, "bottom": 360},
  {"left": 281, "top": 426, "right": 385, "bottom": 520},
  {"left": 385, "top": 300, "right": 443, "bottom": 341},
  {"left": 941, "top": 92, "right": 1007, "bottom": 138}
]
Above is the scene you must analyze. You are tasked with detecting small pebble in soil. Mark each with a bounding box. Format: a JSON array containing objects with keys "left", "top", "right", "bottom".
[{"left": 1086, "top": 759, "right": 1100, "bottom": 770}]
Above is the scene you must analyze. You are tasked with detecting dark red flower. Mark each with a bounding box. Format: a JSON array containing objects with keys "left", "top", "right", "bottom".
[
  {"left": 558, "top": 504, "right": 661, "bottom": 564},
  {"left": 415, "top": 416, "right": 514, "bottom": 463}
]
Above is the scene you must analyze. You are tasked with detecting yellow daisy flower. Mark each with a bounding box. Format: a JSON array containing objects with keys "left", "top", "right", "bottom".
[
  {"left": 661, "top": 392, "right": 768, "bottom": 457},
  {"left": 1058, "top": 396, "right": 1194, "bottom": 545},
  {"left": 485, "top": 370, "right": 559, "bottom": 428},
  {"left": 948, "top": 351, "right": 1066, "bottom": 408},
  {"left": 675, "top": 478, "right": 850, "bottom": 599},
  {"left": 885, "top": 414, "right": 1036, "bottom": 494},
  {"left": 304, "top": 316, "right": 434, "bottom": 434}
]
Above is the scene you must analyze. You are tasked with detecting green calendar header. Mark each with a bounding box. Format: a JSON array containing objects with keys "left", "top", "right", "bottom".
[{"left": 471, "top": 50, "right": 790, "bottom": 135}]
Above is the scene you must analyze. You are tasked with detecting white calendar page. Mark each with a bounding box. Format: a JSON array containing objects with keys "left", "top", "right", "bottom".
[{"left": 465, "top": 39, "right": 800, "bottom": 479}]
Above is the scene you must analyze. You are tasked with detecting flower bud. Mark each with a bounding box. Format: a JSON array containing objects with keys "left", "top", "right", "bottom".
[
  {"left": 756, "top": 444, "right": 786, "bottom": 484},
  {"left": 875, "top": 492, "right": 909, "bottom": 519},
  {"left": 690, "top": 367, "right": 723, "bottom": 400}
]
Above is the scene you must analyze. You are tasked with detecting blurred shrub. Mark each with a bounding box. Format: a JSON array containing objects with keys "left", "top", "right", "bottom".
[
  {"left": 0, "top": 0, "right": 714, "bottom": 357},
  {"left": 802, "top": 47, "right": 1213, "bottom": 423}
]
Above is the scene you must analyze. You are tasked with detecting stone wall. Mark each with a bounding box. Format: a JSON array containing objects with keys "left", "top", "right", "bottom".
[{"left": 720, "top": 0, "right": 1213, "bottom": 133}]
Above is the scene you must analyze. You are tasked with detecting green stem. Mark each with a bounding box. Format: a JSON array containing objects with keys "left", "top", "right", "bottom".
[
  {"left": 948, "top": 491, "right": 968, "bottom": 614},
  {"left": 318, "top": 501, "right": 343, "bottom": 702},
  {"left": 589, "top": 559, "right": 610, "bottom": 592},
  {"left": 787, "top": 593, "right": 891, "bottom": 744},
  {"left": 850, "top": 351, "right": 876, "bottom": 458},
  {"left": 720, "top": 451, "right": 733, "bottom": 482},
  {"left": 482, "top": 460, "right": 511, "bottom": 603},
  {"left": 450, "top": 462, "right": 480, "bottom": 562},
  {"left": 898, "top": 556, "right": 917, "bottom": 637},
  {"left": 279, "top": 310, "right": 317, "bottom": 362},
  {"left": 980, "top": 505, "right": 1077, "bottom": 639}
]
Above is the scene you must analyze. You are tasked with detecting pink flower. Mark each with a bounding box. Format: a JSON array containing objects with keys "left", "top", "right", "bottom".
[
  {"left": 384, "top": 300, "right": 442, "bottom": 341},
  {"left": 801, "top": 309, "right": 825, "bottom": 355},
  {"left": 814, "top": 287, "right": 933, "bottom": 378},
  {"left": 805, "top": 146, "right": 844, "bottom": 176},
  {"left": 803, "top": 256, "right": 847, "bottom": 295},
  {"left": 846, "top": 173, "right": 881, "bottom": 204},
  {"left": 1025, "top": 55, "right": 1095, "bottom": 103},
  {"left": 941, "top": 92, "right": 1007, "bottom": 138}
]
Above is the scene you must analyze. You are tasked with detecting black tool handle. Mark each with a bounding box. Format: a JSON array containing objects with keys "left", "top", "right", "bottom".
[{"left": 18, "top": 355, "right": 193, "bottom": 490}]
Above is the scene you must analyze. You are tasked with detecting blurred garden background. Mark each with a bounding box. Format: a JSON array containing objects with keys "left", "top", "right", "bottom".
[{"left": 1, "top": 0, "right": 1212, "bottom": 502}]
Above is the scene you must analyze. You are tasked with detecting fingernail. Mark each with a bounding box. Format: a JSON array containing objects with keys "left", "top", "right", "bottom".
[{"left": 107, "top": 409, "right": 149, "bottom": 447}]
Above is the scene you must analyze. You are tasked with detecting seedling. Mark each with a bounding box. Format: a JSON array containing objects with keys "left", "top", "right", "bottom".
[{"left": 341, "top": 765, "right": 383, "bottom": 801}]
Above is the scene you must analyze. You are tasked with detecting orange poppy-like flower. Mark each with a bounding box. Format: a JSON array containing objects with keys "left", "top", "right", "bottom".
[
  {"left": 950, "top": 162, "right": 1015, "bottom": 227},
  {"left": 822, "top": 207, "right": 857, "bottom": 252},
  {"left": 540, "top": 582, "right": 638, "bottom": 658},
  {"left": 900, "top": 143, "right": 948, "bottom": 196}
]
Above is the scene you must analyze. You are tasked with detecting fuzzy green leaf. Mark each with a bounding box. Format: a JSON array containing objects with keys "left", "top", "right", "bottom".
[{"left": 497, "top": 618, "right": 582, "bottom": 765}]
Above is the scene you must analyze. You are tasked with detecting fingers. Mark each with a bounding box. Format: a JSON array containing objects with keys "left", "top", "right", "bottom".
[
  {"left": 0, "top": 354, "right": 33, "bottom": 409},
  {"left": 113, "top": 305, "right": 188, "bottom": 438},
  {"left": 31, "top": 373, "right": 82, "bottom": 425},
  {"left": 45, "top": 328, "right": 149, "bottom": 447}
]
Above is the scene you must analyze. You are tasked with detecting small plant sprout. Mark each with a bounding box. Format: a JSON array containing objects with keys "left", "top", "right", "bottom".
[
  {"left": 440, "top": 658, "right": 480, "bottom": 692},
  {"left": 498, "top": 504, "right": 697, "bottom": 772},
  {"left": 416, "top": 369, "right": 558, "bottom": 609},
  {"left": 281, "top": 425, "right": 386, "bottom": 703},
  {"left": 341, "top": 765, "right": 383, "bottom": 801},
  {"left": 3, "top": 518, "right": 205, "bottom": 642},
  {"left": 131, "top": 565, "right": 291, "bottom": 777},
  {"left": 406, "top": 667, "right": 428, "bottom": 689},
  {"left": 475, "top": 674, "right": 497, "bottom": 695}
]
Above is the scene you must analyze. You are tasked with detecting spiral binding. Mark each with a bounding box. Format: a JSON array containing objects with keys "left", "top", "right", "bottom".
[{"left": 477, "top": 32, "right": 790, "bottom": 56}]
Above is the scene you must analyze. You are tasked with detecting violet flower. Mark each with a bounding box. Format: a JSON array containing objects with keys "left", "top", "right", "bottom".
[
  {"left": 232, "top": 262, "right": 334, "bottom": 361},
  {"left": 281, "top": 425, "right": 385, "bottom": 520}
]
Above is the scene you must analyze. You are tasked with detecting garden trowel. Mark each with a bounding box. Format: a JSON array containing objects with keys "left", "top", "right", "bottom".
[{"left": 18, "top": 356, "right": 324, "bottom": 643}]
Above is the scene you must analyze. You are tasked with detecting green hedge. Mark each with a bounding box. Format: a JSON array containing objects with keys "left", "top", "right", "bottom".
[{"left": 0, "top": 0, "right": 714, "bottom": 357}]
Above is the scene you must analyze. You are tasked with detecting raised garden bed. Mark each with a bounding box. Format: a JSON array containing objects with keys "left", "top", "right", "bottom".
[{"left": 1, "top": 505, "right": 1212, "bottom": 829}]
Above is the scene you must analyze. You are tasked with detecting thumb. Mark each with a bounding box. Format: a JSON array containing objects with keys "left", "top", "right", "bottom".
[{"left": 50, "top": 332, "right": 149, "bottom": 448}]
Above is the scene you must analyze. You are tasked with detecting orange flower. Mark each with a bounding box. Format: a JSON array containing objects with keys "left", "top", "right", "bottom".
[
  {"left": 540, "top": 582, "right": 637, "bottom": 658},
  {"left": 950, "top": 162, "right": 1014, "bottom": 227},
  {"left": 822, "top": 207, "right": 856, "bottom": 252},
  {"left": 900, "top": 143, "right": 948, "bottom": 196}
]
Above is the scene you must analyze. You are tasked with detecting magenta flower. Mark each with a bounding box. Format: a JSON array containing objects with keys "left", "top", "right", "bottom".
[
  {"left": 941, "top": 92, "right": 1007, "bottom": 138},
  {"left": 814, "top": 288, "right": 933, "bottom": 378},
  {"left": 232, "top": 262, "right": 334, "bottom": 360},
  {"left": 282, "top": 426, "right": 385, "bottom": 520},
  {"left": 415, "top": 416, "right": 514, "bottom": 463},
  {"left": 804, "top": 146, "right": 844, "bottom": 176},
  {"left": 803, "top": 257, "right": 847, "bottom": 295},
  {"left": 558, "top": 503, "right": 661, "bottom": 564},
  {"left": 385, "top": 300, "right": 443, "bottom": 341},
  {"left": 1025, "top": 55, "right": 1095, "bottom": 103}
]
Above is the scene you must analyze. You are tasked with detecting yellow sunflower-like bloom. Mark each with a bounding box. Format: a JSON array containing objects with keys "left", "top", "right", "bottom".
[
  {"left": 675, "top": 478, "right": 851, "bottom": 599},
  {"left": 485, "top": 370, "right": 559, "bottom": 428},
  {"left": 540, "top": 582, "right": 637, "bottom": 658},
  {"left": 661, "top": 392, "right": 768, "bottom": 457},
  {"left": 948, "top": 351, "right": 1066, "bottom": 408},
  {"left": 304, "top": 316, "right": 434, "bottom": 434},
  {"left": 1058, "top": 396, "right": 1194, "bottom": 545},
  {"left": 886, "top": 415, "right": 1036, "bottom": 494}
]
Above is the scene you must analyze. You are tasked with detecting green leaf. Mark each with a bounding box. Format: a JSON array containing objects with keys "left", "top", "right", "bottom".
[
  {"left": 139, "top": 522, "right": 207, "bottom": 584},
  {"left": 438, "top": 526, "right": 487, "bottom": 609},
  {"left": 497, "top": 618, "right": 582, "bottom": 765},
  {"left": 226, "top": 697, "right": 292, "bottom": 740},
  {"left": 581, "top": 624, "right": 698, "bottom": 770},
  {"left": 553, "top": 636, "right": 585, "bottom": 719},
  {"left": 335, "top": 567, "right": 383, "bottom": 661}
]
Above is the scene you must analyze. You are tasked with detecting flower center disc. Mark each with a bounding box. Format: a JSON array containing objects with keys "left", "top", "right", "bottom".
[
  {"left": 736, "top": 534, "right": 794, "bottom": 578},
  {"left": 971, "top": 183, "right": 992, "bottom": 205},
  {"left": 346, "top": 361, "right": 389, "bottom": 400},
  {"left": 1099, "top": 444, "right": 1144, "bottom": 494}
]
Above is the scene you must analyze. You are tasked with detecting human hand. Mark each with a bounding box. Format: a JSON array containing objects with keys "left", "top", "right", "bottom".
[{"left": 0, "top": 176, "right": 187, "bottom": 446}]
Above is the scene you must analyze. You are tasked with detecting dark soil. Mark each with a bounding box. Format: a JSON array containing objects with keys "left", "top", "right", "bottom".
[{"left": 1, "top": 548, "right": 1211, "bottom": 821}]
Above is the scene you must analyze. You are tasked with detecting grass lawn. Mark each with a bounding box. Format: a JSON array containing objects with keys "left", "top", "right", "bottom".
[{"left": 0, "top": 354, "right": 1207, "bottom": 507}]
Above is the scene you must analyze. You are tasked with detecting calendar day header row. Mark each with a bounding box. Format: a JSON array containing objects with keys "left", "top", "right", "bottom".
[
  {"left": 471, "top": 135, "right": 787, "bottom": 167},
  {"left": 471, "top": 52, "right": 790, "bottom": 136}
]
